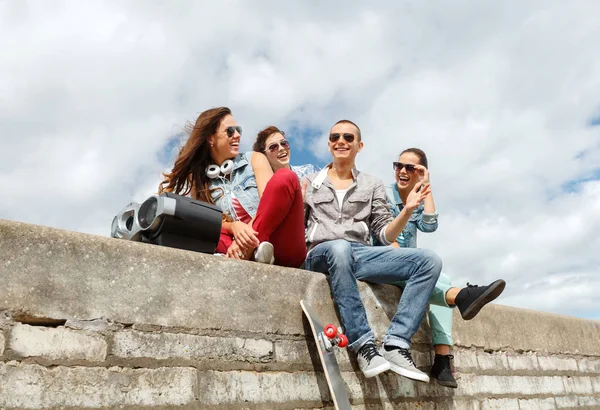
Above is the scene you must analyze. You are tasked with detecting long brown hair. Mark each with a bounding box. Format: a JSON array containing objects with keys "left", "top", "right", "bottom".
[{"left": 159, "top": 107, "right": 231, "bottom": 203}]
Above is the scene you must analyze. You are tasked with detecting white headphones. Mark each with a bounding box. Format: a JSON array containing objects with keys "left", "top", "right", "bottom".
[{"left": 206, "top": 159, "right": 234, "bottom": 179}]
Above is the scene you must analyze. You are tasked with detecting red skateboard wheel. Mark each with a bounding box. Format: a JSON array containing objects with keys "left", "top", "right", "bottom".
[
  {"left": 324, "top": 324, "right": 337, "bottom": 339},
  {"left": 337, "top": 334, "right": 348, "bottom": 348}
]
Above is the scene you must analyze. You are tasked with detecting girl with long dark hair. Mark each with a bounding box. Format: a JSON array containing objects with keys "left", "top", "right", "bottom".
[{"left": 160, "top": 107, "right": 306, "bottom": 268}]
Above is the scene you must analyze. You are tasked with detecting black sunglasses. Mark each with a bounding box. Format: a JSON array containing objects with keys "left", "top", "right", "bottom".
[
  {"left": 266, "top": 139, "right": 290, "bottom": 153},
  {"left": 329, "top": 133, "right": 355, "bottom": 143},
  {"left": 393, "top": 162, "right": 417, "bottom": 172},
  {"left": 225, "top": 126, "right": 243, "bottom": 138}
]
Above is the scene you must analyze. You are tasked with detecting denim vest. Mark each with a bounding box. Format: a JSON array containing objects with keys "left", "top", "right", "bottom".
[
  {"left": 208, "top": 152, "right": 259, "bottom": 221},
  {"left": 382, "top": 183, "right": 439, "bottom": 248}
]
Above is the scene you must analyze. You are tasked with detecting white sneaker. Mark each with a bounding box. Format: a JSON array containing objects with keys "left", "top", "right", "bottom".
[
  {"left": 381, "top": 344, "right": 430, "bottom": 383},
  {"left": 357, "top": 343, "right": 391, "bottom": 378},
  {"left": 254, "top": 242, "right": 275, "bottom": 264}
]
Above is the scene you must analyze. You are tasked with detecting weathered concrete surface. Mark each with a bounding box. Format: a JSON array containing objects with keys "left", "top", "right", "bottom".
[
  {"left": 0, "top": 363, "right": 197, "bottom": 408},
  {"left": 0, "top": 219, "right": 403, "bottom": 338},
  {"left": 112, "top": 330, "right": 273, "bottom": 362},
  {"left": 195, "top": 370, "right": 600, "bottom": 407},
  {"left": 197, "top": 370, "right": 324, "bottom": 405},
  {"left": 453, "top": 303, "right": 600, "bottom": 356},
  {"left": 3, "top": 219, "right": 600, "bottom": 356},
  {"left": 2, "top": 219, "right": 600, "bottom": 409},
  {"left": 10, "top": 323, "right": 107, "bottom": 361}
]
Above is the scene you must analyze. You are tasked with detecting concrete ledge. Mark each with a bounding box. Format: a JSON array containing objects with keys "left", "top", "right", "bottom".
[
  {"left": 0, "top": 219, "right": 401, "bottom": 339},
  {"left": 452, "top": 304, "right": 600, "bottom": 356},
  {"left": 2, "top": 219, "right": 599, "bottom": 356},
  {"left": 2, "top": 219, "right": 600, "bottom": 408}
]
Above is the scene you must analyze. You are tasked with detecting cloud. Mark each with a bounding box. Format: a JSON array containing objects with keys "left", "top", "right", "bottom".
[{"left": 1, "top": 0, "right": 599, "bottom": 319}]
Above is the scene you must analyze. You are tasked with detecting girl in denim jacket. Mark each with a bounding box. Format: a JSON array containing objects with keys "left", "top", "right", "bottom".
[
  {"left": 386, "top": 148, "right": 506, "bottom": 388},
  {"left": 159, "top": 107, "right": 306, "bottom": 268}
]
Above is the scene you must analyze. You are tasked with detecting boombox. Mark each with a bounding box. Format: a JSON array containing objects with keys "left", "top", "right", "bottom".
[{"left": 110, "top": 192, "right": 222, "bottom": 254}]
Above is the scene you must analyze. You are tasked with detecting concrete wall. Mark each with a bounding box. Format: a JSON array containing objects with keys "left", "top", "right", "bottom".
[{"left": 1, "top": 218, "right": 599, "bottom": 409}]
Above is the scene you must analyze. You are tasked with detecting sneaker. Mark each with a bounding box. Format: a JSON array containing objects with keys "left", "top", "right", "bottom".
[
  {"left": 357, "top": 343, "right": 390, "bottom": 378},
  {"left": 430, "top": 354, "right": 458, "bottom": 388},
  {"left": 455, "top": 279, "right": 506, "bottom": 320},
  {"left": 381, "top": 344, "right": 430, "bottom": 383},
  {"left": 254, "top": 242, "right": 275, "bottom": 264}
]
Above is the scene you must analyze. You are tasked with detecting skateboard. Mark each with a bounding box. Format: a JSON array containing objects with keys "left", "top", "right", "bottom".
[{"left": 300, "top": 300, "right": 351, "bottom": 410}]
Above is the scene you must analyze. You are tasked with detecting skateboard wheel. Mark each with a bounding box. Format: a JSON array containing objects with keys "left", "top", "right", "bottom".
[
  {"left": 324, "top": 324, "right": 337, "bottom": 339},
  {"left": 337, "top": 334, "right": 348, "bottom": 348}
]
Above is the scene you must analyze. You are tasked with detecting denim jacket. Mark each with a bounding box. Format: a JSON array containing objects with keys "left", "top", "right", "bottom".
[
  {"left": 209, "top": 152, "right": 260, "bottom": 221},
  {"left": 380, "top": 182, "right": 439, "bottom": 248},
  {"left": 304, "top": 165, "right": 394, "bottom": 248}
]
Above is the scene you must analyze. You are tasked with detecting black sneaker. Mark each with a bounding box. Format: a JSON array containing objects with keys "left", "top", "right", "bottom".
[
  {"left": 430, "top": 354, "right": 458, "bottom": 388},
  {"left": 455, "top": 279, "right": 506, "bottom": 320}
]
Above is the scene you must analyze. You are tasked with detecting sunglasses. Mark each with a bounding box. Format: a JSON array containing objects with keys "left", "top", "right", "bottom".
[
  {"left": 393, "top": 162, "right": 418, "bottom": 172},
  {"left": 266, "top": 139, "right": 290, "bottom": 153},
  {"left": 225, "top": 126, "right": 243, "bottom": 138},
  {"left": 329, "top": 133, "right": 355, "bottom": 143}
]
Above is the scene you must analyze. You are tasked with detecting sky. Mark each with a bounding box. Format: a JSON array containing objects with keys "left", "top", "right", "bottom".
[{"left": 1, "top": 0, "right": 599, "bottom": 321}]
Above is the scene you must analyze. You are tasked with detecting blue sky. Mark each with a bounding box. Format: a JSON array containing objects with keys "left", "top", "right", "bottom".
[
  {"left": 560, "top": 114, "right": 600, "bottom": 193},
  {"left": 562, "top": 169, "right": 600, "bottom": 193},
  {"left": 588, "top": 112, "right": 600, "bottom": 127},
  {"left": 284, "top": 125, "right": 329, "bottom": 169}
]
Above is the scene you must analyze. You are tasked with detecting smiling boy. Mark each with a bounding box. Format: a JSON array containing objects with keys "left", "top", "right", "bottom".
[{"left": 302, "top": 120, "right": 441, "bottom": 381}]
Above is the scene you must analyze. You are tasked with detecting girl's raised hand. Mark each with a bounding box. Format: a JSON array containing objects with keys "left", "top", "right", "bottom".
[
  {"left": 415, "top": 164, "right": 430, "bottom": 184},
  {"left": 406, "top": 182, "right": 431, "bottom": 210}
]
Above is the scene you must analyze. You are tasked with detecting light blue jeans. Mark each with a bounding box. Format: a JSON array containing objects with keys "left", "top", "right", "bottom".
[
  {"left": 394, "top": 272, "right": 454, "bottom": 346},
  {"left": 305, "top": 240, "right": 442, "bottom": 352}
]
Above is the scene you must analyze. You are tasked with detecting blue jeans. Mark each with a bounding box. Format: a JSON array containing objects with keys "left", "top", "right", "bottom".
[
  {"left": 395, "top": 272, "right": 454, "bottom": 346},
  {"left": 305, "top": 240, "right": 442, "bottom": 352}
]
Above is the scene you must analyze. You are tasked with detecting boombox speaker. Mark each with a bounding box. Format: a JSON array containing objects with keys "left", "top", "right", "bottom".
[{"left": 111, "top": 192, "right": 222, "bottom": 254}]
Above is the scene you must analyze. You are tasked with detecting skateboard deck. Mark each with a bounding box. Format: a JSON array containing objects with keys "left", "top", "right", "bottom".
[{"left": 300, "top": 299, "right": 352, "bottom": 410}]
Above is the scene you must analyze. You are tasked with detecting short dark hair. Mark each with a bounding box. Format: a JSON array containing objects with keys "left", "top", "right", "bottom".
[
  {"left": 253, "top": 126, "right": 285, "bottom": 152},
  {"left": 400, "top": 148, "right": 428, "bottom": 168},
  {"left": 332, "top": 119, "right": 361, "bottom": 141}
]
